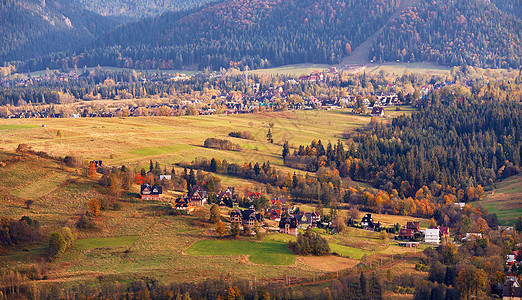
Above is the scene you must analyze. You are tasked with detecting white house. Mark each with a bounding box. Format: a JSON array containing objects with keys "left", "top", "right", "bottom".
[{"left": 424, "top": 228, "right": 440, "bottom": 244}]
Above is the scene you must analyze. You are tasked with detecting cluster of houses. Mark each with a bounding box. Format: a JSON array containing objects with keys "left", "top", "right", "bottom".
[
  {"left": 298, "top": 68, "right": 339, "bottom": 82},
  {"left": 505, "top": 250, "right": 522, "bottom": 299},
  {"left": 395, "top": 221, "right": 450, "bottom": 246}
]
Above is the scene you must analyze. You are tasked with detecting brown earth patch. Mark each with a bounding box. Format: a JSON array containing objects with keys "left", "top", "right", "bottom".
[{"left": 298, "top": 255, "right": 358, "bottom": 272}]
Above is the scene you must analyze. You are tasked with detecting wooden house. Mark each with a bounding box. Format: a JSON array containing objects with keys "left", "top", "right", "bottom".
[
  {"left": 371, "top": 106, "right": 384, "bottom": 117},
  {"left": 230, "top": 209, "right": 264, "bottom": 228},
  {"left": 140, "top": 184, "right": 163, "bottom": 200},
  {"left": 189, "top": 185, "right": 208, "bottom": 206},
  {"left": 279, "top": 217, "right": 299, "bottom": 236}
]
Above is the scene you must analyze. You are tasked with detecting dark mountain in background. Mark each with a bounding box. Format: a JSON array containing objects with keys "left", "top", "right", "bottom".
[
  {"left": 369, "top": 0, "right": 522, "bottom": 68},
  {"left": 21, "top": 0, "right": 402, "bottom": 71},
  {"left": 70, "top": 0, "right": 219, "bottom": 19},
  {"left": 0, "top": 0, "right": 119, "bottom": 64},
  {"left": 6, "top": 0, "right": 522, "bottom": 72}
]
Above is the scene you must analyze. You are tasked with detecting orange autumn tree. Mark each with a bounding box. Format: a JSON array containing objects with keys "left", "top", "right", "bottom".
[
  {"left": 88, "top": 198, "right": 101, "bottom": 216},
  {"left": 88, "top": 161, "right": 97, "bottom": 178}
]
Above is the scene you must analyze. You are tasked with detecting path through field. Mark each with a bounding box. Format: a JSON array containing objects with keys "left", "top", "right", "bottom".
[{"left": 340, "top": 0, "right": 419, "bottom": 67}]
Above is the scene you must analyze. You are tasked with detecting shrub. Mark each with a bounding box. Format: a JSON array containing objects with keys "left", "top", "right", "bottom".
[
  {"left": 203, "top": 138, "right": 241, "bottom": 151},
  {"left": 77, "top": 212, "right": 95, "bottom": 229},
  {"left": 290, "top": 228, "right": 330, "bottom": 256},
  {"left": 48, "top": 232, "right": 66, "bottom": 259},
  {"left": 228, "top": 131, "right": 254, "bottom": 140}
]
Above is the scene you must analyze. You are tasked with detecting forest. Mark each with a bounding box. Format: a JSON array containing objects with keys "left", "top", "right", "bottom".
[
  {"left": 370, "top": 0, "right": 522, "bottom": 68},
  {"left": 71, "top": 0, "right": 218, "bottom": 18},
  {"left": 0, "top": 0, "right": 118, "bottom": 63},
  {"left": 287, "top": 98, "right": 521, "bottom": 195},
  {"left": 19, "top": 0, "right": 401, "bottom": 71}
]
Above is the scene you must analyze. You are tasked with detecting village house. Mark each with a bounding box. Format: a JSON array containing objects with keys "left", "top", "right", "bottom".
[
  {"left": 230, "top": 209, "right": 264, "bottom": 228},
  {"left": 361, "top": 214, "right": 380, "bottom": 231},
  {"left": 279, "top": 217, "right": 299, "bottom": 236},
  {"left": 218, "top": 187, "right": 235, "bottom": 206},
  {"left": 424, "top": 228, "right": 440, "bottom": 244},
  {"left": 188, "top": 184, "right": 208, "bottom": 206},
  {"left": 174, "top": 197, "right": 193, "bottom": 212},
  {"left": 398, "top": 229, "right": 415, "bottom": 240},
  {"left": 293, "top": 212, "right": 321, "bottom": 229},
  {"left": 503, "top": 276, "right": 522, "bottom": 300},
  {"left": 507, "top": 251, "right": 519, "bottom": 265},
  {"left": 159, "top": 175, "right": 172, "bottom": 180},
  {"left": 399, "top": 221, "right": 421, "bottom": 240},
  {"left": 140, "top": 184, "right": 163, "bottom": 200},
  {"left": 371, "top": 106, "right": 385, "bottom": 117},
  {"left": 407, "top": 221, "right": 420, "bottom": 232}
]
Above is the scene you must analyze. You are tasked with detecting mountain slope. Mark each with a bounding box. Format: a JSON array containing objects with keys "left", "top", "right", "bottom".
[
  {"left": 369, "top": 0, "right": 522, "bottom": 68},
  {"left": 0, "top": 0, "right": 118, "bottom": 63}
]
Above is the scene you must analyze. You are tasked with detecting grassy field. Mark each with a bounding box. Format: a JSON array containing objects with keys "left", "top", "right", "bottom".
[
  {"left": 11, "top": 171, "right": 69, "bottom": 199},
  {"left": 186, "top": 239, "right": 295, "bottom": 265},
  {"left": 0, "top": 108, "right": 435, "bottom": 289},
  {"left": 0, "top": 110, "right": 372, "bottom": 174},
  {"left": 0, "top": 124, "right": 40, "bottom": 130},
  {"left": 75, "top": 236, "right": 140, "bottom": 250},
  {"left": 476, "top": 174, "right": 522, "bottom": 226},
  {"left": 248, "top": 64, "right": 332, "bottom": 76},
  {"left": 362, "top": 62, "right": 450, "bottom": 75}
]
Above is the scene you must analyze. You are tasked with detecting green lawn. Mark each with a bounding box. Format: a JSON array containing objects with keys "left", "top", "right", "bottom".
[
  {"left": 75, "top": 236, "right": 140, "bottom": 249},
  {"left": 329, "top": 243, "right": 367, "bottom": 259},
  {"left": 185, "top": 239, "right": 295, "bottom": 265},
  {"left": 0, "top": 124, "right": 40, "bottom": 130}
]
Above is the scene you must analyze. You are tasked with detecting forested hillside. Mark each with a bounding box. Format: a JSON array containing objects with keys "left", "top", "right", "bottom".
[
  {"left": 0, "top": 0, "right": 118, "bottom": 63},
  {"left": 370, "top": 0, "right": 522, "bottom": 68},
  {"left": 491, "top": 0, "right": 522, "bottom": 19},
  {"left": 71, "top": 0, "right": 218, "bottom": 18},
  {"left": 21, "top": 0, "right": 401, "bottom": 71}
]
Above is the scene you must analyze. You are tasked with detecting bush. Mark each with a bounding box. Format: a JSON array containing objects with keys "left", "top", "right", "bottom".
[
  {"left": 228, "top": 131, "right": 254, "bottom": 140},
  {"left": 203, "top": 138, "right": 241, "bottom": 151},
  {"left": 77, "top": 212, "right": 95, "bottom": 229},
  {"left": 290, "top": 228, "right": 330, "bottom": 256},
  {"left": 48, "top": 232, "right": 66, "bottom": 259}
]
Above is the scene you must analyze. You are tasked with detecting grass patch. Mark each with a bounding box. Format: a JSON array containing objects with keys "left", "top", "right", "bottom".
[
  {"left": 0, "top": 124, "right": 39, "bottom": 130},
  {"left": 129, "top": 145, "right": 196, "bottom": 156},
  {"left": 11, "top": 172, "right": 69, "bottom": 199},
  {"left": 329, "top": 243, "right": 367, "bottom": 259},
  {"left": 75, "top": 236, "right": 140, "bottom": 249},
  {"left": 475, "top": 175, "right": 522, "bottom": 226},
  {"left": 185, "top": 239, "right": 295, "bottom": 265}
]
